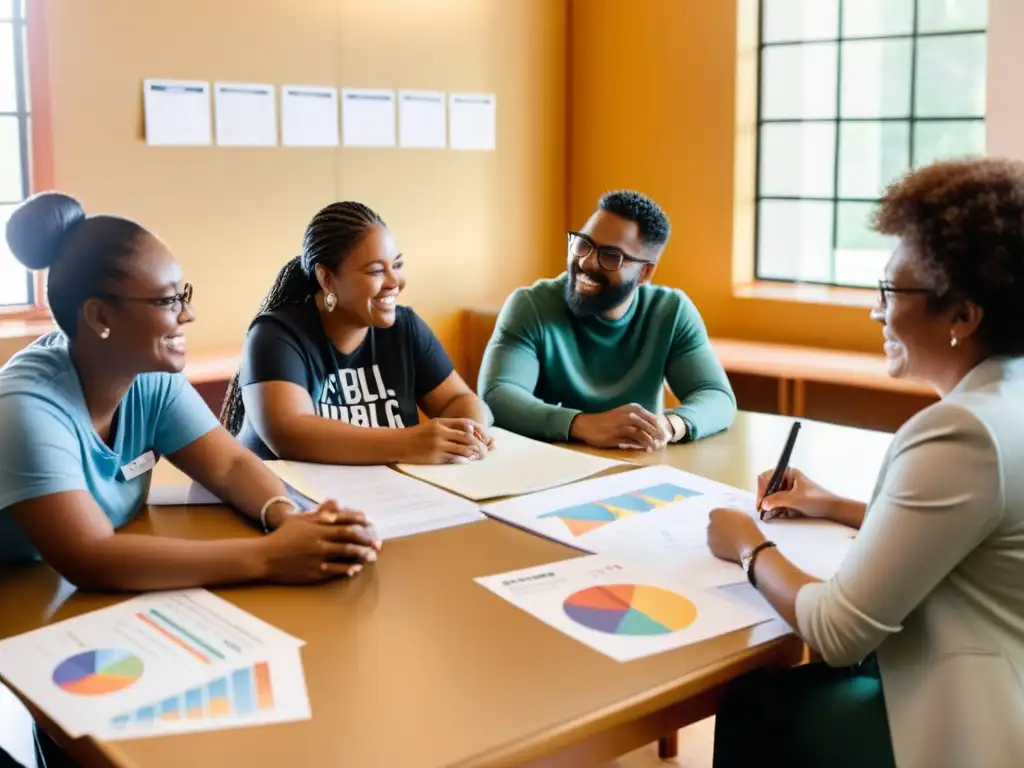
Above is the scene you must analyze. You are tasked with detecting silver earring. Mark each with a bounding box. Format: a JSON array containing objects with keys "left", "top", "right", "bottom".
[
  {"left": 950, "top": 335, "right": 959, "bottom": 348},
  {"left": 100, "top": 328, "right": 111, "bottom": 340},
  {"left": 324, "top": 292, "right": 337, "bottom": 313}
]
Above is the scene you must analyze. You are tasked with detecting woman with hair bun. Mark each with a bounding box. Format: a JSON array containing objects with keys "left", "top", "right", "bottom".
[
  {"left": 0, "top": 192, "right": 381, "bottom": 590},
  {"left": 708, "top": 157, "right": 1024, "bottom": 767}
]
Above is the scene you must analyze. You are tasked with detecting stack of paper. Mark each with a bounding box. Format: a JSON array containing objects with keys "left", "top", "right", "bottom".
[
  {"left": 483, "top": 465, "right": 858, "bottom": 589},
  {"left": 395, "top": 427, "right": 628, "bottom": 501},
  {"left": 266, "top": 461, "right": 484, "bottom": 539},
  {"left": 0, "top": 590, "right": 311, "bottom": 740}
]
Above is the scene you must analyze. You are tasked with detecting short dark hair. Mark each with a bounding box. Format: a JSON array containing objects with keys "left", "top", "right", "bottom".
[
  {"left": 598, "top": 190, "right": 671, "bottom": 248},
  {"left": 873, "top": 157, "right": 1024, "bottom": 355},
  {"left": 221, "top": 201, "right": 386, "bottom": 434},
  {"left": 5, "top": 192, "right": 149, "bottom": 336}
]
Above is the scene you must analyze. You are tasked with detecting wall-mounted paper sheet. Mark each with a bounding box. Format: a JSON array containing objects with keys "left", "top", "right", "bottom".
[
  {"left": 281, "top": 85, "right": 339, "bottom": 147},
  {"left": 398, "top": 90, "right": 446, "bottom": 148},
  {"left": 143, "top": 79, "right": 212, "bottom": 146},
  {"left": 213, "top": 82, "right": 277, "bottom": 147},
  {"left": 449, "top": 92, "right": 496, "bottom": 151},
  {"left": 341, "top": 88, "right": 396, "bottom": 147}
]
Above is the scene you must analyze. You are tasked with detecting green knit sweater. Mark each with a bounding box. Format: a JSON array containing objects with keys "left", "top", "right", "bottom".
[{"left": 478, "top": 273, "right": 737, "bottom": 441}]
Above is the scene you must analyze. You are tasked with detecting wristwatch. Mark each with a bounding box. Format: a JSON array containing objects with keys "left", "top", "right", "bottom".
[{"left": 741, "top": 540, "right": 777, "bottom": 589}]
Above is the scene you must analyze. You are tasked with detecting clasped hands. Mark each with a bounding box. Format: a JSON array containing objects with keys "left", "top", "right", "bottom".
[{"left": 570, "top": 404, "right": 678, "bottom": 452}]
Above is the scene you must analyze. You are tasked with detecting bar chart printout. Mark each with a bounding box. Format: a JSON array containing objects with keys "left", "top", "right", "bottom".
[
  {"left": 102, "top": 649, "right": 311, "bottom": 739},
  {"left": 0, "top": 589, "right": 305, "bottom": 737}
]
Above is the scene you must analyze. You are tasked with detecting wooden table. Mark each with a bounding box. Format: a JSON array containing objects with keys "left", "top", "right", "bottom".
[{"left": 0, "top": 412, "right": 892, "bottom": 767}]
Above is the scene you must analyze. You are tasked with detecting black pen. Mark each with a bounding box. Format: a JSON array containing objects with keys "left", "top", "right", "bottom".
[{"left": 758, "top": 420, "right": 801, "bottom": 520}]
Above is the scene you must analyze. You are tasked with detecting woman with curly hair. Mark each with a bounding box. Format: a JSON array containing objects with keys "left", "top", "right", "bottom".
[{"left": 707, "top": 158, "right": 1024, "bottom": 768}]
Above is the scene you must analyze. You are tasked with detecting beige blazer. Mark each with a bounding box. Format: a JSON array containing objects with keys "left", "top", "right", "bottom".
[{"left": 796, "top": 356, "right": 1024, "bottom": 768}]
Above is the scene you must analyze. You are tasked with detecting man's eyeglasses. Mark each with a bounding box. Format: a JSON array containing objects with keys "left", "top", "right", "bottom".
[
  {"left": 568, "top": 232, "right": 653, "bottom": 272},
  {"left": 102, "top": 283, "right": 194, "bottom": 314},
  {"left": 877, "top": 280, "right": 933, "bottom": 309}
]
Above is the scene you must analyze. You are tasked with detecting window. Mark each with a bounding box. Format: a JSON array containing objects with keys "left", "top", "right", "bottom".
[
  {"left": 0, "top": 0, "right": 32, "bottom": 307},
  {"left": 754, "top": 0, "right": 987, "bottom": 288}
]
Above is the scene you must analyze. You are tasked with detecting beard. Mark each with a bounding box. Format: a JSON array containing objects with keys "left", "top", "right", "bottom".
[{"left": 564, "top": 262, "right": 639, "bottom": 318}]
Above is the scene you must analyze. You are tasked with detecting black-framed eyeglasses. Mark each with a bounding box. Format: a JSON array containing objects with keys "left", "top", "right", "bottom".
[
  {"left": 567, "top": 231, "right": 653, "bottom": 272},
  {"left": 101, "top": 283, "right": 194, "bottom": 313},
  {"left": 877, "top": 280, "right": 933, "bottom": 309}
]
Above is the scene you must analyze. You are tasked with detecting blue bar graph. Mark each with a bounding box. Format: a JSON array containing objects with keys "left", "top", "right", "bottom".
[{"left": 231, "top": 667, "right": 255, "bottom": 715}]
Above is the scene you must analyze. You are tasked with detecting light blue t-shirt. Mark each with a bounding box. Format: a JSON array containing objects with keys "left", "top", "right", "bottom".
[{"left": 0, "top": 332, "right": 219, "bottom": 565}]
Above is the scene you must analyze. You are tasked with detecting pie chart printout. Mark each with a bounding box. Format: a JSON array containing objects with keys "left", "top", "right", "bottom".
[
  {"left": 52, "top": 649, "right": 145, "bottom": 696},
  {"left": 563, "top": 584, "right": 698, "bottom": 636}
]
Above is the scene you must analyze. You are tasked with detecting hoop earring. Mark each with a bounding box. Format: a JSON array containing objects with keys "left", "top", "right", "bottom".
[
  {"left": 100, "top": 328, "right": 111, "bottom": 340},
  {"left": 324, "top": 292, "right": 337, "bottom": 313}
]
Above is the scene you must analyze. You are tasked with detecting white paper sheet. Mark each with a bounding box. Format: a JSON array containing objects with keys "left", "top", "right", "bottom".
[
  {"left": 147, "top": 482, "right": 222, "bottom": 506},
  {"left": 213, "top": 82, "right": 277, "bottom": 147},
  {"left": 0, "top": 590, "right": 303, "bottom": 737},
  {"left": 266, "top": 461, "right": 483, "bottom": 540},
  {"left": 341, "top": 88, "right": 396, "bottom": 147},
  {"left": 483, "top": 465, "right": 857, "bottom": 588},
  {"left": 99, "top": 647, "right": 310, "bottom": 740},
  {"left": 395, "top": 428, "right": 626, "bottom": 501},
  {"left": 142, "top": 79, "right": 212, "bottom": 146},
  {"left": 448, "top": 92, "right": 496, "bottom": 151},
  {"left": 398, "top": 90, "right": 446, "bottom": 148},
  {"left": 476, "top": 553, "right": 768, "bottom": 662},
  {"left": 281, "top": 85, "right": 339, "bottom": 147}
]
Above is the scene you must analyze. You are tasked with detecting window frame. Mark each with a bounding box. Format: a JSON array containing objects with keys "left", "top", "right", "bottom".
[
  {"left": 0, "top": 0, "right": 52, "bottom": 319},
  {"left": 752, "top": 0, "right": 987, "bottom": 289}
]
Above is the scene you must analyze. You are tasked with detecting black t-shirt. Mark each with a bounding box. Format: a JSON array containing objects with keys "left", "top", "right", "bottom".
[{"left": 236, "top": 300, "right": 454, "bottom": 459}]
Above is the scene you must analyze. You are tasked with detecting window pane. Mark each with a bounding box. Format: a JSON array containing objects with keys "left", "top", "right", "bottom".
[
  {"left": 757, "top": 200, "right": 834, "bottom": 282},
  {"left": 915, "top": 34, "right": 986, "bottom": 117},
  {"left": 0, "top": 22, "right": 15, "bottom": 112},
  {"left": 0, "top": 2, "right": 11, "bottom": 21},
  {"left": 761, "top": 43, "right": 838, "bottom": 119},
  {"left": 834, "top": 202, "right": 896, "bottom": 287},
  {"left": 913, "top": 120, "right": 986, "bottom": 167},
  {"left": 763, "top": 0, "right": 838, "bottom": 43},
  {"left": 917, "top": 0, "right": 987, "bottom": 33},
  {"left": 838, "top": 121, "right": 910, "bottom": 198},
  {"left": 20, "top": 22, "right": 27, "bottom": 112},
  {"left": 759, "top": 123, "right": 836, "bottom": 197},
  {"left": 840, "top": 39, "right": 912, "bottom": 118},
  {"left": 842, "top": 0, "right": 913, "bottom": 38},
  {"left": 0, "top": 203, "right": 30, "bottom": 305},
  {"left": 0, "top": 115, "right": 22, "bottom": 199}
]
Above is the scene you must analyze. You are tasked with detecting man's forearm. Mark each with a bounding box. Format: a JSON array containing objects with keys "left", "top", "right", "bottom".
[{"left": 668, "top": 386, "right": 737, "bottom": 441}]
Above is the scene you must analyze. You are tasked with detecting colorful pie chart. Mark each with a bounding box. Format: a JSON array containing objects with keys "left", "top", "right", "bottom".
[
  {"left": 52, "top": 649, "right": 144, "bottom": 696},
  {"left": 563, "top": 584, "right": 697, "bottom": 636}
]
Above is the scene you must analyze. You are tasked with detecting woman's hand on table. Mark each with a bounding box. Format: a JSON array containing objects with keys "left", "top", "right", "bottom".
[{"left": 260, "top": 500, "right": 381, "bottom": 583}]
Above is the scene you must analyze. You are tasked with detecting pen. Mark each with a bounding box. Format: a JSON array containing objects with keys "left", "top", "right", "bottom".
[{"left": 758, "top": 420, "right": 801, "bottom": 520}]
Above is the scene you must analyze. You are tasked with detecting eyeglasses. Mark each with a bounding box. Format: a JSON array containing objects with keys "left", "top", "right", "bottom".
[
  {"left": 102, "top": 283, "right": 194, "bottom": 313},
  {"left": 567, "top": 231, "right": 654, "bottom": 272},
  {"left": 877, "top": 280, "right": 933, "bottom": 309}
]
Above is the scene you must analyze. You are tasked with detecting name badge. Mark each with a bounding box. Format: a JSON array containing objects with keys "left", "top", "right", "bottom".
[{"left": 121, "top": 450, "right": 157, "bottom": 481}]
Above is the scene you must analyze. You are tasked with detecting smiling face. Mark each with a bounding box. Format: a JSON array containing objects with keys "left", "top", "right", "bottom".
[
  {"left": 565, "top": 209, "right": 657, "bottom": 318},
  {"left": 82, "top": 233, "right": 194, "bottom": 374},
  {"left": 319, "top": 225, "right": 404, "bottom": 328},
  {"left": 871, "top": 241, "right": 963, "bottom": 387}
]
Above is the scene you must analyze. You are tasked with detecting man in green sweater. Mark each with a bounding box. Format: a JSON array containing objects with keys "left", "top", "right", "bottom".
[{"left": 477, "top": 190, "right": 736, "bottom": 450}]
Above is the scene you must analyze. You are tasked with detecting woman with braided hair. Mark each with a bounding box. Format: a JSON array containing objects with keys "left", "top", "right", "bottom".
[{"left": 224, "top": 201, "right": 494, "bottom": 465}]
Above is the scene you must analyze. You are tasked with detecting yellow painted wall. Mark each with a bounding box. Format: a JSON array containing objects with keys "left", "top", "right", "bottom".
[
  {"left": 33, "top": 0, "right": 568, "bottom": 360},
  {"left": 569, "top": 0, "right": 882, "bottom": 353}
]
